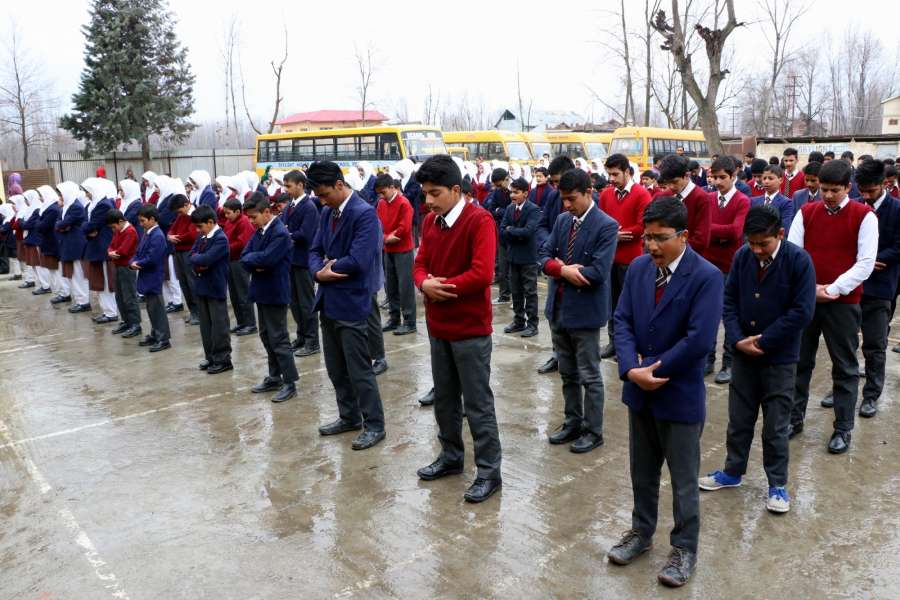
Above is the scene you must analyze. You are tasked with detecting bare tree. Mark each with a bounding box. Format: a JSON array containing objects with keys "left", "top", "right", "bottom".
[
  {"left": 355, "top": 44, "right": 377, "bottom": 126},
  {"left": 795, "top": 47, "right": 827, "bottom": 135},
  {"left": 652, "top": 0, "right": 743, "bottom": 154},
  {"left": 593, "top": 0, "right": 637, "bottom": 124},
  {"left": 515, "top": 63, "right": 534, "bottom": 132},
  {"left": 757, "top": 0, "right": 809, "bottom": 135},
  {"left": 219, "top": 15, "right": 241, "bottom": 139},
  {"left": 641, "top": 0, "right": 663, "bottom": 126},
  {"left": 423, "top": 84, "right": 441, "bottom": 127},
  {"left": 240, "top": 25, "right": 289, "bottom": 135}
]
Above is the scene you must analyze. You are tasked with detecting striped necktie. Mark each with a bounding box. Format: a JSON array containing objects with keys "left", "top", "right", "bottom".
[
  {"left": 566, "top": 218, "right": 581, "bottom": 263},
  {"left": 825, "top": 204, "right": 841, "bottom": 215},
  {"left": 436, "top": 215, "right": 449, "bottom": 230},
  {"left": 718, "top": 195, "right": 726, "bottom": 209},
  {"left": 656, "top": 266, "right": 671, "bottom": 288}
]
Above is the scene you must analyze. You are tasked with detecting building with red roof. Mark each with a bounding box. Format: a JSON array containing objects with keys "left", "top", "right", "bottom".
[{"left": 274, "top": 110, "right": 389, "bottom": 133}]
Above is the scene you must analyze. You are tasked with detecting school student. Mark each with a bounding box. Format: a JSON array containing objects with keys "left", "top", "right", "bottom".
[
  {"left": 131, "top": 204, "right": 171, "bottom": 352},
  {"left": 787, "top": 159, "right": 877, "bottom": 454},
  {"left": 656, "top": 155, "right": 712, "bottom": 253},
  {"left": 792, "top": 161, "right": 822, "bottom": 214},
  {"left": 154, "top": 176, "right": 185, "bottom": 313},
  {"left": 36, "top": 185, "right": 63, "bottom": 299},
  {"left": 608, "top": 196, "right": 723, "bottom": 588},
  {"left": 307, "top": 161, "right": 386, "bottom": 450},
  {"left": 703, "top": 156, "right": 751, "bottom": 382},
  {"left": 750, "top": 164, "right": 795, "bottom": 234},
  {"left": 52, "top": 182, "right": 89, "bottom": 312},
  {"left": 885, "top": 164, "right": 899, "bottom": 198},
  {"left": 780, "top": 147, "right": 806, "bottom": 198},
  {"left": 81, "top": 178, "right": 119, "bottom": 323},
  {"left": 187, "top": 170, "right": 217, "bottom": 211},
  {"left": 241, "top": 193, "right": 298, "bottom": 403},
  {"left": 22, "top": 190, "right": 49, "bottom": 293},
  {"left": 699, "top": 205, "right": 815, "bottom": 514},
  {"left": 281, "top": 169, "right": 320, "bottom": 355},
  {"left": 375, "top": 172, "right": 417, "bottom": 336},
  {"left": 0, "top": 200, "right": 19, "bottom": 280},
  {"left": 221, "top": 199, "right": 257, "bottom": 336},
  {"left": 640, "top": 170, "right": 659, "bottom": 193},
  {"left": 500, "top": 177, "right": 541, "bottom": 337},
  {"left": 106, "top": 209, "right": 141, "bottom": 337},
  {"left": 413, "top": 155, "right": 502, "bottom": 503},
  {"left": 599, "top": 153, "right": 652, "bottom": 359},
  {"left": 747, "top": 158, "right": 767, "bottom": 197},
  {"left": 188, "top": 205, "right": 233, "bottom": 374},
  {"left": 485, "top": 168, "right": 512, "bottom": 305},
  {"left": 540, "top": 169, "right": 618, "bottom": 453},
  {"left": 528, "top": 167, "right": 553, "bottom": 208},
  {"left": 168, "top": 195, "right": 200, "bottom": 325},
  {"left": 10, "top": 195, "right": 33, "bottom": 286},
  {"left": 119, "top": 179, "right": 144, "bottom": 235}
]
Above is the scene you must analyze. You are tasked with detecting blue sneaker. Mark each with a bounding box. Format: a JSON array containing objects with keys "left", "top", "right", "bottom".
[
  {"left": 698, "top": 470, "right": 742, "bottom": 491},
  {"left": 766, "top": 487, "right": 790, "bottom": 513}
]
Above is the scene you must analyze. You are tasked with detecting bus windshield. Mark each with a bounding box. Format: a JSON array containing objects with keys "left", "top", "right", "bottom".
[
  {"left": 586, "top": 143, "right": 608, "bottom": 159},
  {"left": 401, "top": 131, "right": 447, "bottom": 161},
  {"left": 530, "top": 142, "right": 551, "bottom": 158},
  {"left": 506, "top": 142, "right": 532, "bottom": 161},
  {"left": 610, "top": 137, "right": 643, "bottom": 156}
]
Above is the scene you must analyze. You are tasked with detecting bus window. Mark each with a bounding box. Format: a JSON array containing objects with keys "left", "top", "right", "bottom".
[
  {"left": 400, "top": 130, "right": 443, "bottom": 160},
  {"left": 380, "top": 134, "right": 401, "bottom": 160},
  {"left": 586, "top": 143, "right": 608, "bottom": 159},
  {"left": 507, "top": 142, "right": 531, "bottom": 161},
  {"left": 531, "top": 142, "right": 551, "bottom": 158},
  {"left": 552, "top": 143, "right": 585, "bottom": 158},
  {"left": 609, "top": 137, "right": 643, "bottom": 156}
]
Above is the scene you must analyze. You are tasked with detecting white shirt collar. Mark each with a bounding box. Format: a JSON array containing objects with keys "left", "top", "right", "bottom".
[
  {"left": 147, "top": 224, "right": 159, "bottom": 234},
  {"left": 574, "top": 203, "right": 594, "bottom": 224},
  {"left": 872, "top": 192, "right": 887, "bottom": 212},
  {"left": 292, "top": 193, "right": 307, "bottom": 206},
  {"left": 716, "top": 186, "right": 737, "bottom": 206},
  {"left": 206, "top": 224, "right": 220, "bottom": 238},
  {"left": 337, "top": 192, "right": 353, "bottom": 215},
  {"left": 443, "top": 198, "right": 466, "bottom": 228},
  {"left": 679, "top": 179, "right": 696, "bottom": 199},
  {"left": 764, "top": 191, "right": 777, "bottom": 202},
  {"left": 121, "top": 222, "right": 131, "bottom": 232},
  {"left": 386, "top": 191, "right": 398, "bottom": 203},
  {"left": 261, "top": 217, "right": 276, "bottom": 235},
  {"left": 617, "top": 180, "right": 634, "bottom": 195},
  {"left": 665, "top": 246, "right": 687, "bottom": 279},
  {"left": 762, "top": 240, "right": 782, "bottom": 267}
]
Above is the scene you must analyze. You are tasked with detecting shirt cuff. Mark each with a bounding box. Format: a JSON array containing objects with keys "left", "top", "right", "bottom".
[{"left": 825, "top": 283, "right": 841, "bottom": 297}]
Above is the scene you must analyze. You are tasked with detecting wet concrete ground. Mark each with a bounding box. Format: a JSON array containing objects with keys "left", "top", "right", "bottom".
[{"left": 0, "top": 276, "right": 898, "bottom": 600}]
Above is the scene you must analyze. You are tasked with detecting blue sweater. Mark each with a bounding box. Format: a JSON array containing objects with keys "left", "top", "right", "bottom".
[
  {"left": 862, "top": 195, "right": 900, "bottom": 301},
  {"left": 189, "top": 228, "right": 230, "bottom": 300}
]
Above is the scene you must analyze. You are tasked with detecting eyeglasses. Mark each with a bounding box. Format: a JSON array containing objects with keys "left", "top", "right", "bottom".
[{"left": 643, "top": 230, "right": 686, "bottom": 244}]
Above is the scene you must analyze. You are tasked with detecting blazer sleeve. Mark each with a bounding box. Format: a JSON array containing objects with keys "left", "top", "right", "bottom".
[
  {"left": 722, "top": 265, "right": 744, "bottom": 346},
  {"left": 505, "top": 205, "right": 540, "bottom": 239},
  {"left": 307, "top": 213, "right": 327, "bottom": 274},
  {"left": 331, "top": 209, "right": 379, "bottom": 277},
  {"left": 756, "top": 252, "right": 816, "bottom": 353},
  {"left": 578, "top": 218, "right": 619, "bottom": 285},
  {"left": 876, "top": 207, "right": 900, "bottom": 266},
  {"left": 778, "top": 197, "right": 795, "bottom": 234},
  {"left": 242, "top": 228, "right": 290, "bottom": 270},
  {"left": 189, "top": 233, "right": 229, "bottom": 267},
  {"left": 614, "top": 265, "right": 641, "bottom": 379},
  {"left": 83, "top": 202, "right": 111, "bottom": 235},
  {"left": 56, "top": 203, "right": 84, "bottom": 231}
]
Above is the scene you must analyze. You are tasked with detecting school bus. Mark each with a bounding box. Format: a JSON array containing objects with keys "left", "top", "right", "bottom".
[
  {"left": 525, "top": 132, "right": 552, "bottom": 162},
  {"left": 442, "top": 131, "right": 534, "bottom": 164},
  {"left": 609, "top": 127, "right": 709, "bottom": 171},
  {"left": 545, "top": 132, "right": 612, "bottom": 161},
  {"left": 447, "top": 146, "right": 469, "bottom": 161},
  {"left": 254, "top": 125, "right": 447, "bottom": 174}
]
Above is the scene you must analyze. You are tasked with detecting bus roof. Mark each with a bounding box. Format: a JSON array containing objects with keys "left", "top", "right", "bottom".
[
  {"left": 611, "top": 127, "right": 705, "bottom": 141},
  {"left": 256, "top": 124, "right": 441, "bottom": 142},
  {"left": 443, "top": 130, "right": 529, "bottom": 143}
]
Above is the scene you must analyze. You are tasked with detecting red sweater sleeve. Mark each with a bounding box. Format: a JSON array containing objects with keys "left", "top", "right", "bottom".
[
  {"left": 443, "top": 211, "right": 496, "bottom": 295},
  {"left": 393, "top": 198, "right": 412, "bottom": 240},
  {"left": 543, "top": 258, "right": 564, "bottom": 278},
  {"left": 413, "top": 216, "right": 433, "bottom": 289}
]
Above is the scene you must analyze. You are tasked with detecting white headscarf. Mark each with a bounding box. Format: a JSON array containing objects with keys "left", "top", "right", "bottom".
[
  {"left": 267, "top": 170, "right": 286, "bottom": 197},
  {"left": 119, "top": 179, "right": 142, "bottom": 214},
  {"left": 22, "top": 190, "right": 40, "bottom": 220},
  {"left": 57, "top": 181, "right": 82, "bottom": 217},
  {"left": 392, "top": 159, "right": 416, "bottom": 189},
  {"left": 357, "top": 161, "right": 375, "bottom": 183},
  {"left": 243, "top": 171, "right": 260, "bottom": 192},
  {"left": 345, "top": 168, "right": 363, "bottom": 192},
  {"left": 0, "top": 200, "right": 15, "bottom": 222},
  {"left": 162, "top": 177, "right": 185, "bottom": 202},
  {"left": 37, "top": 185, "right": 58, "bottom": 215},
  {"left": 11, "top": 194, "right": 26, "bottom": 217},
  {"left": 575, "top": 158, "right": 590, "bottom": 173},
  {"left": 96, "top": 178, "right": 118, "bottom": 202},
  {"left": 463, "top": 161, "right": 478, "bottom": 182},
  {"left": 141, "top": 171, "right": 158, "bottom": 201},
  {"left": 188, "top": 170, "right": 212, "bottom": 205},
  {"left": 510, "top": 163, "right": 524, "bottom": 180},
  {"left": 81, "top": 178, "right": 102, "bottom": 216},
  {"left": 228, "top": 174, "right": 251, "bottom": 202},
  {"left": 216, "top": 176, "right": 236, "bottom": 208}
]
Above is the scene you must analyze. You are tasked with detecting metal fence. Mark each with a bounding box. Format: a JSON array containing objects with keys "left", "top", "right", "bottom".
[{"left": 46, "top": 148, "right": 256, "bottom": 185}]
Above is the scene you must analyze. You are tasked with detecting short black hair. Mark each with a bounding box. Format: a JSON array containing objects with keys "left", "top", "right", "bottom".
[
  {"left": 461, "top": 178, "right": 473, "bottom": 195},
  {"left": 885, "top": 164, "right": 898, "bottom": 179},
  {"left": 190, "top": 205, "right": 216, "bottom": 224},
  {"left": 533, "top": 166, "right": 548, "bottom": 176},
  {"left": 858, "top": 154, "right": 873, "bottom": 162},
  {"left": 374, "top": 172, "right": 396, "bottom": 191},
  {"left": 548, "top": 156, "right": 575, "bottom": 176},
  {"left": 783, "top": 147, "right": 798, "bottom": 158},
  {"left": 750, "top": 158, "right": 769, "bottom": 175},
  {"left": 641, "top": 170, "right": 658, "bottom": 180},
  {"left": 106, "top": 209, "right": 125, "bottom": 225},
  {"left": 245, "top": 191, "right": 271, "bottom": 212},
  {"left": 808, "top": 151, "right": 825, "bottom": 164},
  {"left": 763, "top": 164, "right": 783, "bottom": 178},
  {"left": 283, "top": 169, "right": 307, "bottom": 185},
  {"left": 170, "top": 194, "right": 190, "bottom": 210},
  {"left": 138, "top": 204, "right": 159, "bottom": 221},
  {"left": 744, "top": 151, "right": 756, "bottom": 159},
  {"left": 591, "top": 172, "right": 607, "bottom": 191},
  {"left": 687, "top": 160, "right": 700, "bottom": 171},
  {"left": 557, "top": 169, "right": 592, "bottom": 194},
  {"left": 743, "top": 204, "right": 782, "bottom": 237},
  {"left": 414, "top": 154, "right": 462, "bottom": 188},
  {"left": 818, "top": 159, "right": 853, "bottom": 186},
  {"left": 824, "top": 151, "right": 835, "bottom": 159},
  {"left": 657, "top": 155, "right": 690, "bottom": 183},
  {"left": 275, "top": 192, "right": 291, "bottom": 205},
  {"left": 710, "top": 156, "right": 736, "bottom": 175},
  {"left": 306, "top": 161, "right": 345, "bottom": 188},
  {"left": 803, "top": 161, "right": 822, "bottom": 177},
  {"left": 643, "top": 196, "right": 688, "bottom": 231},
  {"left": 604, "top": 153, "right": 631, "bottom": 173},
  {"left": 840, "top": 150, "right": 854, "bottom": 161},
  {"left": 223, "top": 199, "right": 242, "bottom": 212},
  {"left": 768, "top": 156, "right": 780, "bottom": 165},
  {"left": 653, "top": 153, "right": 666, "bottom": 165},
  {"left": 510, "top": 177, "right": 529, "bottom": 192},
  {"left": 855, "top": 159, "right": 886, "bottom": 187},
  {"left": 490, "top": 168, "right": 509, "bottom": 184},
  {"left": 883, "top": 158, "right": 895, "bottom": 166}
]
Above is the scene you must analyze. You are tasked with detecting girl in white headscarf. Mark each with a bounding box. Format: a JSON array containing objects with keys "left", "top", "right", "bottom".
[
  {"left": 36, "top": 185, "right": 63, "bottom": 296},
  {"left": 344, "top": 167, "right": 363, "bottom": 192},
  {"left": 55, "top": 181, "right": 91, "bottom": 309},
  {"left": 0, "top": 199, "right": 18, "bottom": 280},
  {"left": 216, "top": 176, "right": 236, "bottom": 208},
  {"left": 574, "top": 157, "right": 591, "bottom": 173},
  {"left": 142, "top": 171, "right": 158, "bottom": 203},
  {"left": 119, "top": 179, "right": 143, "bottom": 233},
  {"left": 7, "top": 194, "right": 28, "bottom": 281},
  {"left": 188, "top": 170, "right": 213, "bottom": 208},
  {"left": 80, "top": 177, "right": 119, "bottom": 319},
  {"left": 20, "top": 190, "right": 44, "bottom": 288},
  {"left": 227, "top": 174, "right": 251, "bottom": 203},
  {"left": 267, "top": 170, "right": 286, "bottom": 198},
  {"left": 153, "top": 176, "right": 185, "bottom": 310},
  {"left": 356, "top": 161, "right": 377, "bottom": 204}
]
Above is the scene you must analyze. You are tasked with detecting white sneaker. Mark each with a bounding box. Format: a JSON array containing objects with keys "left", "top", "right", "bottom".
[
  {"left": 766, "top": 487, "right": 790, "bottom": 513},
  {"left": 698, "top": 470, "right": 742, "bottom": 491}
]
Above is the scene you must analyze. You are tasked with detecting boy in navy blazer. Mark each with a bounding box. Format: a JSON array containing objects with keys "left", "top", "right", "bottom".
[
  {"left": 189, "top": 206, "right": 233, "bottom": 375},
  {"left": 500, "top": 177, "right": 541, "bottom": 337},
  {"left": 282, "top": 170, "right": 320, "bottom": 357},
  {"left": 750, "top": 164, "right": 795, "bottom": 234},
  {"left": 485, "top": 168, "right": 512, "bottom": 304},
  {"left": 130, "top": 204, "right": 170, "bottom": 352},
  {"left": 539, "top": 169, "right": 618, "bottom": 454},
  {"left": 791, "top": 161, "right": 822, "bottom": 214},
  {"left": 307, "top": 161, "right": 386, "bottom": 451},
  {"left": 699, "top": 205, "right": 815, "bottom": 514},
  {"left": 241, "top": 193, "right": 298, "bottom": 403},
  {"left": 608, "top": 196, "right": 723, "bottom": 588}
]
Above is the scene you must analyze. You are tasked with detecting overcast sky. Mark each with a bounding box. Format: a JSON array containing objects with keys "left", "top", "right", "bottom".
[{"left": 9, "top": 0, "right": 900, "bottom": 125}]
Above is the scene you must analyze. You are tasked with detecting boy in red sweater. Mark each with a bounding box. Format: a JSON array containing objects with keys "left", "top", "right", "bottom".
[
  {"left": 703, "top": 156, "right": 750, "bottom": 383},
  {"left": 168, "top": 195, "right": 199, "bottom": 324},
  {"left": 221, "top": 199, "right": 257, "bottom": 335},
  {"left": 413, "top": 154, "right": 502, "bottom": 504},
  {"left": 657, "top": 154, "right": 711, "bottom": 253},
  {"left": 106, "top": 209, "right": 142, "bottom": 338},
  {"left": 599, "top": 154, "right": 652, "bottom": 359},
  {"left": 375, "top": 173, "right": 416, "bottom": 335},
  {"left": 780, "top": 147, "right": 806, "bottom": 198}
]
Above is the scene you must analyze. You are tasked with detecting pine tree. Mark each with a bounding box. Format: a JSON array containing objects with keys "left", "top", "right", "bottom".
[{"left": 60, "top": 0, "right": 195, "bottom": 170}]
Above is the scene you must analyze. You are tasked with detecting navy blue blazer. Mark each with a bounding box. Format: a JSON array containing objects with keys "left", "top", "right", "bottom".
[
  {"left": 791, "top": 188, "right": 820, "bottom": 215},
  {"left": 862, "top": 195, "right": 900, "bottom": 300},
  {"left": 537, "top": 188, "right": 562, "bottom": 248},
  {"left": 484, "top": 187, "right": 511, "bottom": 227},
  {"left": 360, "top": 176, "right": 378, "bottom": 206},
  {"left": 500, "top": 201, "right": 541, "bottom": 264},
  {"left": 539, "top": 206, "right": 619, "bottom": 329},
  {"left": 613, "top": 247, "right": 724, "bottom": 423},
  {"left": 750, "top": 193, "right": 795, "bottom": 234},
  {"left": 55, "top": 201, "right": 88, "bottom": 261},
  {"left": 81, "top": 198, "right": 114, "bottom": 261},
  {"left": 735, "top": 179, "right": 752, "bottom": 196},
  {"left": 0, "top": 218, "right": 14, "bottom": 251},
  {"left": 240, "top": 217, "right": 292, "bottom": 305},
  {"left": 37, "top": 206, "right": 60, "bottom": 257},
  {"left": 132, "top": 226, "right": 167, "bottom": 295},
  {"left": 188, "top": 228, "right": 230, "bottom": 300},
  {"left": 22, "top": 211, "right": 42, "bottom": 246},
  {"left": 403, "top": 179, "right": 423, "bottom": 224},
  {"left": 124, "top": 202, "right": 143, "bottom": 241},
  {"left": 723, "top": 241, "right": 815, "bottom": 365},
  {"left": 282, "top": 195, "right": 319, "bottom": 268},
  {"left": 309, "top": 192, "right": 383, "bottom": 322},
  {"left": 196, "top": 186, "right": 218, "bottom": 211}
]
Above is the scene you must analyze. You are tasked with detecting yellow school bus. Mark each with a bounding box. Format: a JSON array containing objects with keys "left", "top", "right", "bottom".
[
  {"left": 447, "top": 146, "right": 469, "bottom": 161},
  {"left": 545, "top": 132, "right": 612, "bottom": 161},
  {"left": 525, "top": 132, "right": 552, "bottom": 162},
  {"left": 609, "top": 127, "right": 709, "bottom": 171},
  {"left": 442, "top": 131, "right": 533, "bottom": 164},
  {"left": 254, "top": 125, "right": 447, "bottom": 175}
]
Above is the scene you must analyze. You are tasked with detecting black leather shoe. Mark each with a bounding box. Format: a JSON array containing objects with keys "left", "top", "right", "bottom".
[
  {"left": 827, "top": 430, "right": 851, "bottom": 454},
  {"left": 8, "top": 274, "right": 22, "bottom": 281},
  {"left": 703, "top": 362, "right": 715, "bottom": 376},
  {"left": 32, "top": 287, "right": 51, "bottom": 295},
  {"left": 319, "top": 419, "right": 363, "bottom": 436},
  {"left": 149, "top": 340, "right": 171, "bottom": 352},
  {"left": 372, "top": 358, "right": 388, "bottom": 376},
  {"left": 788, "top": 422, "right": 803, "bottom": 439},
  {"left": 537, "top": 356, "right": 558, "bottom": 374},
  {"left": 272, "top": 383, "right": 296, "bottom": 403},
  {"left": 600, "top": 343, "right": 616, "bottom": 359},
  {"left": 893, "top": 343, "right": 900, "bottom": 353},
  {"left": 95, "top": 314, "right": 118, "bottom": 324},
  {"left": 187, "top": 315, "right": 200, "bottom": 326},
  {"left": 208, "top": 362, "right": 233, "bottom": 375},
  {"left": 520, "top": 325, "right": 538, "bottom": 338},
  {"left": 393, "top": 323, "right": 417, "bottom": 336},
  {"left": 821, "top": 393, "right": 834, "bottom": 408},
  {"left": 50, "top": 294, "right": 71, "bottom": 304},
  {"left": 504, "top": 322, "right": 526, "bottom": 334},
  {"left": 68, "top": 303, "right": 92, "bottom": 314},
  {"left": 165, "top": 303, "right": 184, "bottom": 314},
  {"left": 198, "top": 360, "right": 210, "bottom": 370},
  {"left": 491, "top": 296, "right": 511, "bottom": 306},
  {"left": 295, "top": 344, "right": 320, "bottom": 357},
  {"left": 859, "top": 399, "right": 877, "bottom": 418},
  {"left": 351, "top": 429, "right": 386, "bottom": 450},
  {"left": 235, "top": 326, "right": 257, "bottom": 336},
  {"left": 230, "top": 325, "right": 242, "bottom": 334},
  {"left": 464, "top": 478, "right": 502, "bottom": 503},
  {"left": 548, "top": 423, "right": 582, "bottom": 445},
  {"left": 290, "top": 337, "right": 303, "bottom": 350},
  {"left": 607, "top": 529, "right": 652, "bottom": 565},
  {"left": 417, "top": 458, "right": 464, "bottom": 481},
  {"left": 418, "top": 388, "right": 435, "bottom": 406},
  {"left": 121, "top": 326, "right": 142, "bottom": 338},
  {"left": 251, "top": 377, "right": 282, "bottom": 393},
  {"left": 714, "top": 367, "right": 732, "bottom": 384},
  {"left": 111, "top": 323, "right": 130, "bottom": 335},
  {"left": 570, "top": 432, "right": 604, "bottom": 454},
  {"left": 18, "top": 281, "right": 35, "bottom": 289},
  {"left": 657, "top": 547, "right": 697, "bottom": 587},
  {"left": 138, "top": 335, "right": 157, "bottom": 347},
  {"left": 381, "top": 320, "right": 399, "bottom": 332}
]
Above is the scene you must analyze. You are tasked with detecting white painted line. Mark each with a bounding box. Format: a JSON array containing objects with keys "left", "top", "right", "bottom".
[{"left": 0, "top": 336, "right": 93, "bottom": 356}]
